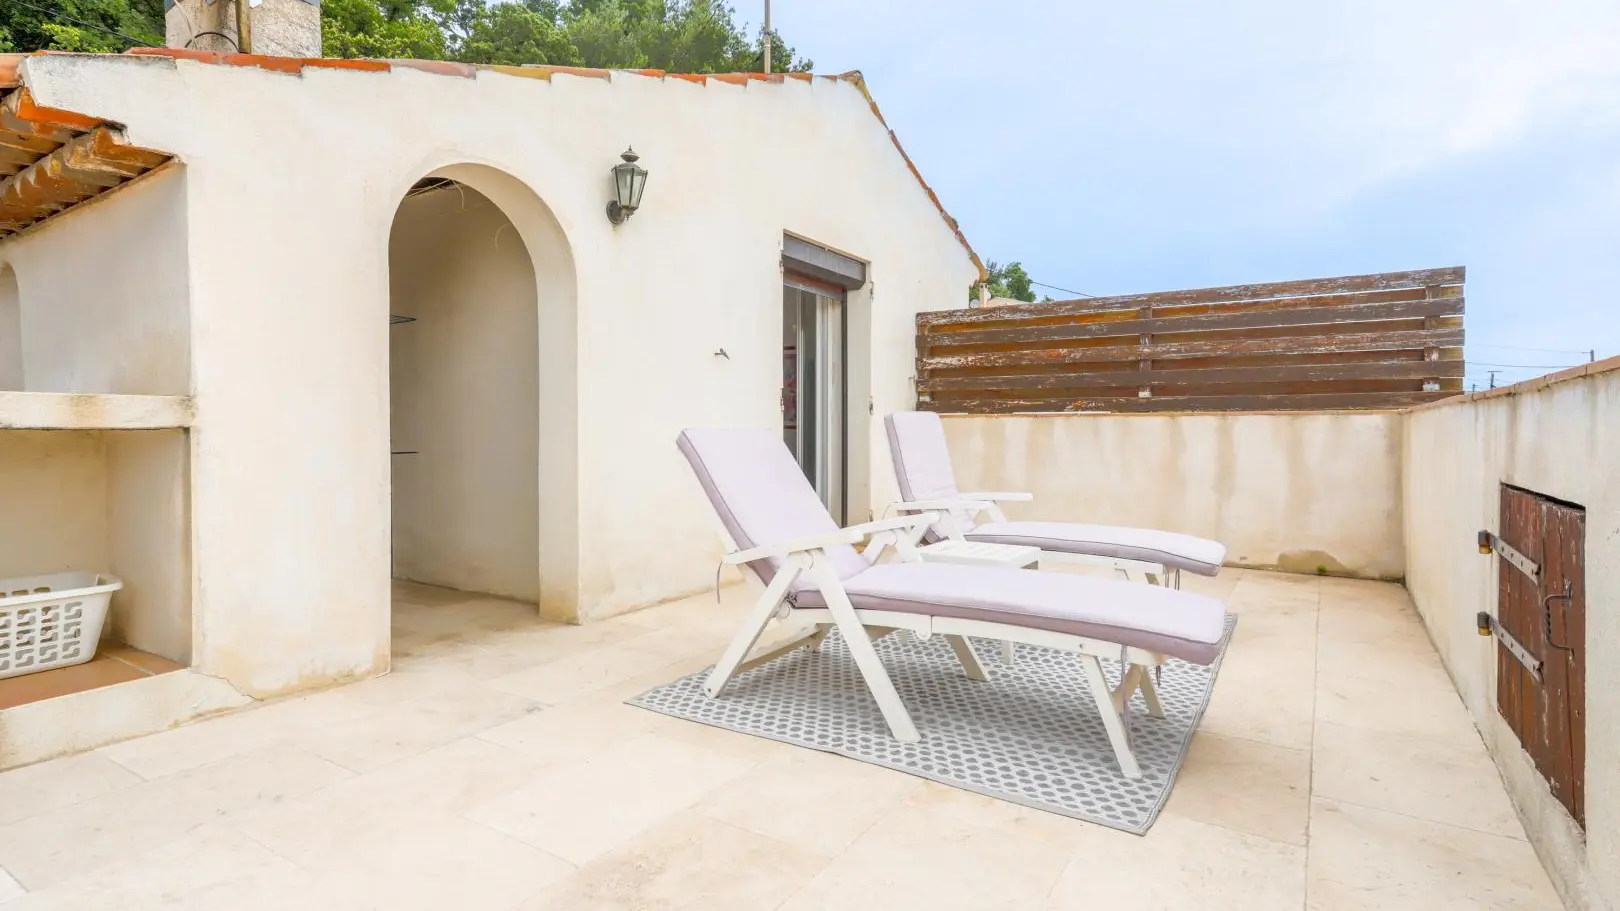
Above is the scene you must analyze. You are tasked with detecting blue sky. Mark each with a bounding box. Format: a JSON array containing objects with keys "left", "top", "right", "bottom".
[{"left": 768, "top": 0, "right": 1620, "bottom": 388}]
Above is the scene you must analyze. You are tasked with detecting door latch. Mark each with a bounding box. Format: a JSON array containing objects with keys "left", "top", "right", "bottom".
[{"left": 1543, "top": 580, "right": 1575, "bottom": 653}]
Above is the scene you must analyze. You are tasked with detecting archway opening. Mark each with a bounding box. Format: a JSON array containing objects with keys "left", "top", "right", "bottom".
[
  {"left": 388, "top": 179, "right": 540, "bottom": 613},
  {"left": 0, "top": 264, "right": 22, "bottom": 390}
]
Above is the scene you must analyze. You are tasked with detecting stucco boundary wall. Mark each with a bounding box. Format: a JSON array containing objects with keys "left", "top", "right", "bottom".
[
  {"left": 940, "top": 411, "right": 1407, "bottom": 580},
  {"left": 1403, "top": 357, "right": 1620, "bottom": 911}
]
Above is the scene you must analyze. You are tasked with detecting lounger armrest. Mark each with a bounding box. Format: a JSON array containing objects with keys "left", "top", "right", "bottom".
[
  {"left": 958, "top": 491, "right": 1034, "bottom": 502},
  {"left": 723, "top": 512, "right": 940, "bottom": 565},
  {"left": 891, "top": 499, "right": 996, "bottom": 513},
  {"left": 844, "top": 512, "right": 941, "bottom": 537}
]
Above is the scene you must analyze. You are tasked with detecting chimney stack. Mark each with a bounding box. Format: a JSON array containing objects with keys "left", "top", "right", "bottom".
[{"left": 165, "top": 0, "right": 322, "bottom": 57}]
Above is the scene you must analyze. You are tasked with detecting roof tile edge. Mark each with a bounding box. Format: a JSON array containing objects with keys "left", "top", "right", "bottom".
[
  {"left": 1404, "top": 353, "right": 1620, "bottom": 413},
  {"left": 16, "top": 48, "right": 984, "bottom": 281}
]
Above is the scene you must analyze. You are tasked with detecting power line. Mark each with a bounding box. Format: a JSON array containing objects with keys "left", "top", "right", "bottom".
[
  {"left": 11, "top": 0, "right": 153, "bottom": 46},
  {"left": 1030, "top": 280, "right": 1096, "bottom": 299},
  {"left": 1470, "top": 343, "right": 1593, "bottom": 356},
  {"left": 1465, "top": 360, "right": 1586, "bottom": 370}
]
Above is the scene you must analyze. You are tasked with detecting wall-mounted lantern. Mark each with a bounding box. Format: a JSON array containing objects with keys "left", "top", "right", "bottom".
[{"left": 606, "top": 148, "right": 648, "bottom": 225}]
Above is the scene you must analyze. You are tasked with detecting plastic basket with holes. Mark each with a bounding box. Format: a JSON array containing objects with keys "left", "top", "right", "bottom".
[{"left": 0, "top": 572, "right": 122, "bottom": 680}]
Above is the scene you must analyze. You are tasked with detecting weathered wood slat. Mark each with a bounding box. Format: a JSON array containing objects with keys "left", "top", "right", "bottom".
[
  {"left": 920, "top": 359, "right": 1464, "bottom": 392},
  {"left": 918, "top": 266, "right": 1465, "bottom": 327},
  {"left": 919, "top": 390, "right": 1448, "bottom": 414},
  {"left": 923, "top": 297, "right": 1465, "bottom": 349},
  {"left": 920, "top": 327, "right": 1463, "bottom": 371},
  {"left": 925, "top": 287, "right": 1437, "bottom": 338},
  {"left": 917, "top": 267, "right": 1465, "bottom": 414}
]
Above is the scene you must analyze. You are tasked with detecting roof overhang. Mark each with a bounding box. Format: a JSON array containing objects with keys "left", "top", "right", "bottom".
[{"left": 0, "top": 55, "right": 175, "bottom": 241}]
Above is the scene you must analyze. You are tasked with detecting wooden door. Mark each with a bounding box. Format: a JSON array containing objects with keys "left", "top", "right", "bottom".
[{"left": 1496, "top": 484, "right": 1586, "bottom": 826}]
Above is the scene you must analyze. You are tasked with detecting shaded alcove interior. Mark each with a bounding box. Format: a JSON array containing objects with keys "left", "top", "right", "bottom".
[{"left": 388, "top": 178, "right": 541, "bottom": 623}]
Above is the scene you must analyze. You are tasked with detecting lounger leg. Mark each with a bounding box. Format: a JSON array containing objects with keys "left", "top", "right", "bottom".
[
  {"left": 945, "top": 635, "right": 988, "bottom": 682},
  {"left": 1081, "top": 654, "right": 1142, "bottom": 779},
  {"left": 806, "top": 623, "right": 832, "bottom": 652},
  {"left": 1137, "top": 664, "right": 1165, "bottom": 718},
  {"left": 1000, "top": 640, "right": 1015, "bottom": 666},
  {"left": 735, "top": 626, "right": 825, "bottom": 675},
  {"left": 705, "top": 556, "right": 802, "bottom": 698},
  {"left": 812, "top": 558, "right": 921, "bottom": 743}
]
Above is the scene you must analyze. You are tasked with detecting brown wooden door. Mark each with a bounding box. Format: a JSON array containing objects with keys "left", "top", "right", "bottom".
[{"left": 1496, "top": 484, "right": 1586, "bottom": 826}]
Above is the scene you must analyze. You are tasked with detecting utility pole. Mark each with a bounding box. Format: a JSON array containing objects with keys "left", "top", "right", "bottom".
[
  {"left": 762, "top": 0, "right": 771, "bottom": 73},
  {"left": 235, "top": 0, "right": 253, "bottom": 52},
  {"left": 1487, "top": 370, "right": 1501, "bottom": 389}
]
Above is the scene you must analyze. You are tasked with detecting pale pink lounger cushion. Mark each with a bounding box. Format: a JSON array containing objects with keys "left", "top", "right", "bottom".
[
  {"left": 967, "top": 522, "right": 1226, "bottom": 578},
  {"left": 792, "top": 562, "right": 1227, "bottom": 664},
  {"left": 679, "top": 427, "right": 1230, "bottom": 665},
  {"left": 884, "top": 411, "right": 1228, "bottom": 576},
  {"left": 678, "top": 428, "right": 870, "bottom": 593}
]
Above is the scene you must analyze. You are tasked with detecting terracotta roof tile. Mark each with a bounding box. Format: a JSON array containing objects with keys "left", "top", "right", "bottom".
[
  {"left": 387, "top": 59, "right": 477, "bottom": 78},
  {"left": 0, "top": 87, "right": 172, "bottom": 237},
  {"left": 0, "top": 55, "right": 24, "bottom": 91}
]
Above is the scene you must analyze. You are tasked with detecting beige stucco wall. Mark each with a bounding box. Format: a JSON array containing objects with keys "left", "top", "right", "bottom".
[
  {"left": 941, "top": 412, "right": 1406, "bottom": 579},
  {"left": 105, "top": 430, "right": 191, "bottom": 664},
  {"left": 0, "top": 431, "right": 108, "bottom": 581},
  {"left": 11, "top": 54, "right": 979, "bottom": 695},
  {"left": 0, "top": 166, "right": 190, "bottom": 396},
  {"left": 1403, "top": 365, "right": 1620, "bottom": 911},
  {"left": 0, "top": 430, "right": 191, "bottom": 664},
  {"left": 388, "top": 184, "right": 540, "bottom": 602}
]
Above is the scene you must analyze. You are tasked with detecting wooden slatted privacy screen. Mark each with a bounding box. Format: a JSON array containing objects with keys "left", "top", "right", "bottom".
[{"left": 916, "top": 266, "right": 1465, "bottom": 413}]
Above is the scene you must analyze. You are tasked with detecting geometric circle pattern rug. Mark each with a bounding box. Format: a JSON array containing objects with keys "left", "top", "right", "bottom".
[{"left": 628, "top": 616, "right": 1236, "bottom": 835}]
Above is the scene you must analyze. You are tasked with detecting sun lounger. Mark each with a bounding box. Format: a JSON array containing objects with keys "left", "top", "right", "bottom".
[
  {"left": 677, "top": 427, "right": 1230, "bottom": 778},
  {"left": 885, "top": 411, "right": 1227, "bottom": 586}
]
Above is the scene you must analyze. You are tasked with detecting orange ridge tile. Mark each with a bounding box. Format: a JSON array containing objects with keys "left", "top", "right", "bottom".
[
  {"left": 301, "top": 58, "right": 390, "bottom": 73},
  {"left": 11, "top": 88, "right": 100, "bottom": 131},
  {"left": 221, "top": 53, "right": 305, "bottom": 73},
  {"left": 0, "top": 54, "right": 25, "bottom": 90},
  {"left": 388, "top": 60, "right": 478, "bottom": 78}
]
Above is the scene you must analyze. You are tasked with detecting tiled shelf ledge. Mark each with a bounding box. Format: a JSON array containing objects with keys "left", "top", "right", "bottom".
[{"left": 0, "top": 392, "right": 194, "bottom": 429}]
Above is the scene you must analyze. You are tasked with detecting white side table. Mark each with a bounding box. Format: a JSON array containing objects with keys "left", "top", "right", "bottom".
[{"left": 914, "top": 539, "right": 1041, "bottom": 665}]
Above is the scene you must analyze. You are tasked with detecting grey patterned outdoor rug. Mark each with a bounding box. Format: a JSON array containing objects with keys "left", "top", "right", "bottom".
[{"left": 628, "top": 616, "right": 1236, "bottom": 835}]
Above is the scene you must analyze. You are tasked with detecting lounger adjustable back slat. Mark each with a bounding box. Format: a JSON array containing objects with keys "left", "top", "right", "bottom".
[
  {"left": 677, "top": 428, "right": 871, "bottom": 593},
  {"left": 884, "top": 411, "right": 975, "bottom": 538}
]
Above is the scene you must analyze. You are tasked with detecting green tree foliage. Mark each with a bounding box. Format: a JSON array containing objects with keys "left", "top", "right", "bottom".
[
  {"left": 976, "top": 260, "right": 1037, "bottom": 303},
  {"left": 2, "top": 0, "right": 809, "bottom": 76},
  {"left": 0, "top": 0, "right": 162, "bottom": 54},
  {"left": 458, "top": 1, "right": 580, "bottom": 66},
  {"left": 320, "top": 0, "right": 451, "bottom": 59}
]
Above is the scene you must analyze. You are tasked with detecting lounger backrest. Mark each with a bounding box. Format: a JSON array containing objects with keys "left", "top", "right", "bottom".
[
  {"left": 884, "top": 411, "right": 976, "bottom": 538},
  {"left": 677, "top": 428, "right": 871, "bottom": 593}
]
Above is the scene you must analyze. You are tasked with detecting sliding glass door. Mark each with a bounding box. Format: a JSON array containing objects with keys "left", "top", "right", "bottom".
[{"left": 782, "top": 281, "right": 846, "bottom": 524}]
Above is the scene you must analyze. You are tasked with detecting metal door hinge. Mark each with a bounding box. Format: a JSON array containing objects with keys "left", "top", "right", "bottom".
[
  {"left": 1478, "top": 530, "right": 1540, "bottom": 582},
  {"left": 1477, "top": 613, "right": 1542, "bottom": 681}
]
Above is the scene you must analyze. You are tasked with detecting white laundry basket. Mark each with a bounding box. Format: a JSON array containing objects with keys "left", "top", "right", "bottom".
[{"left": 0, "top": 571, "right": 122, "bottom": 680}]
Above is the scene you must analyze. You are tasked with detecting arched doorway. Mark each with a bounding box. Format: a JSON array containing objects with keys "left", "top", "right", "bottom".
[
  {"left": 385, "top": 165, "right": 579, "bottom": 634},
  {"left": 0, "top": 264, "right": 22, "bottom": 390}
]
